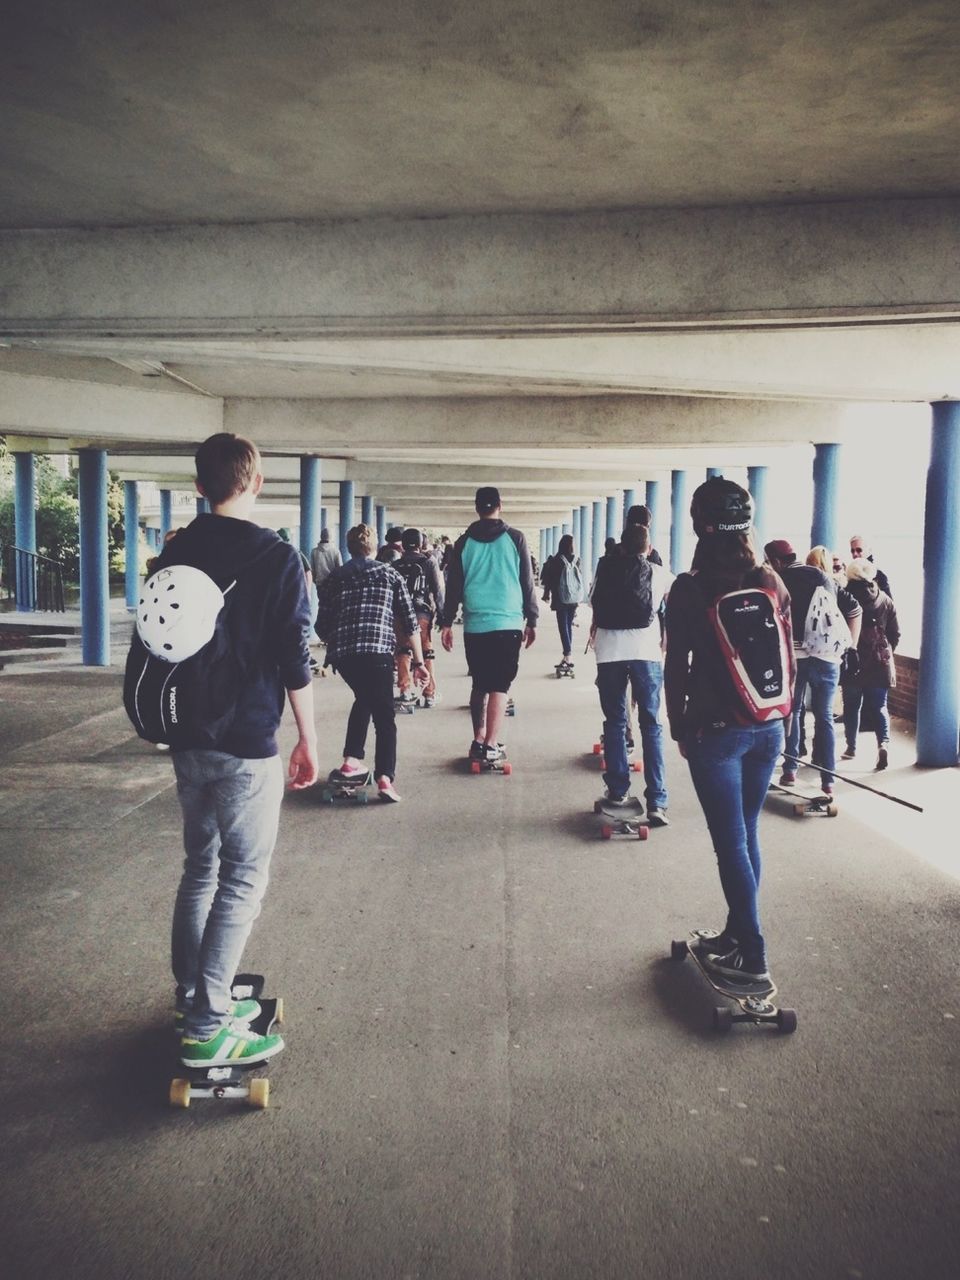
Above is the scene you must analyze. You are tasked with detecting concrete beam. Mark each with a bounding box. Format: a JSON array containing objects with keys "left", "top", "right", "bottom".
[{"left": 3, "top": 199, "right": 960, "bottom": 336}]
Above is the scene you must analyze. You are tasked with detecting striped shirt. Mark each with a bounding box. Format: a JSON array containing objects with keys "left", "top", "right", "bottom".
[{"left": 315, "top": 557, "right": 417, "bottom": 660}]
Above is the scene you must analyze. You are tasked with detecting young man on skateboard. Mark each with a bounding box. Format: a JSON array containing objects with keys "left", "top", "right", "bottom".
[
  {"left": 156, "top": 433, "right": 319, "bottom": 1067},
  {"left": 441, "top": 487, "right": 538, "bottom": 764}
]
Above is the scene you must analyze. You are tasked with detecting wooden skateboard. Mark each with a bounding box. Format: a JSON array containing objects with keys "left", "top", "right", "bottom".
[
  {"left": 170, "top": 974, "right": 283, "bottom": 1108},
  {"left": 319, "top": 769, "right": 374, "bottom": 804},
  {"left": 470, "top": 752, "right": 512, "bottom": 777},
  {"left": 593, "top": 795, "right": 648, "bottom": 840},
  {"left": 669, "top": 931, "right": 798, "bottom": 1033},
  {"left": 767, "top": 780, "right": 838, "bottom": 817}
]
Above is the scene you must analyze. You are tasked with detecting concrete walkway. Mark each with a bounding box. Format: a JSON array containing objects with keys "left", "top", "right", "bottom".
[{"left": 0, "top": 640, "right": 957, "bottom": 1280}]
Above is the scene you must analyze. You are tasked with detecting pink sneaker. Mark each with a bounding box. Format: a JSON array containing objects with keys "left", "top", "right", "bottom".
[{"left": 377, "top": 777, "right": 401, "bottom": 803}]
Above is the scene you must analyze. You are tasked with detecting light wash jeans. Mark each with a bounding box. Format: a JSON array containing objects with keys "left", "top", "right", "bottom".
[
  {"left": 786, "top": 656, "right": 839, "bottom": 789},
  {"left": 683, "top": 721, "right": 783, "bottom": 966},
  {"left": 171, "top": 750, "right": 284, "bottom": 1039},
  {"left": 596, "top": 659, "right": 668, "bottom": 809}
]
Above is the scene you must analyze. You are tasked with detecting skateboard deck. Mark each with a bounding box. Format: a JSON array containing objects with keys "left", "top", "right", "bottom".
[
  {"left": 170, "top": 974, "right": 283, "bottom": 1108},
  {"left": 593, "top": 796, "right": 648, "bottom": 840},
  {"left": 319, "top": 769, "right": 373, "bottom": 804},
  {"left": 669, "top": 932, "right": 797, "bottom": 1033},
  {"left": 767, "top": 781, "right": 838, "bottom": 817},
  {"left": 555, "top": 662, "right": 575, "bottom": 678},
  {"left": 469, "top": 753, "right": 512, "bottom": 777}
]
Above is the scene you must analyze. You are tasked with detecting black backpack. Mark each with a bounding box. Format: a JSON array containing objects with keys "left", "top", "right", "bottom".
[
  {"left": 395, "top": 556, "right": 431, "bottom": 613},
  {"left": 591, "top": 555, "right": 654, "bottom": 630},
  {"left": 123, "top": 577, "right": 247, "bottom": 749}
]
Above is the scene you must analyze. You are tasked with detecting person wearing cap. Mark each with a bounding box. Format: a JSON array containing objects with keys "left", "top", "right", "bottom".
[
  {"left": 377, "top": 526, "right": 404, "bottom": 564},
  {"left": 441, "top": 487, "right": 538, "bottom": 765},
  {"left": 764, "top": 539, "right": 862, "bottom": 796},
  {"left": 664, "top": 477, "right": 795, "bottom": 989},
  {"left": 395, "top": 527, "right": 445, "bottom": 707}
]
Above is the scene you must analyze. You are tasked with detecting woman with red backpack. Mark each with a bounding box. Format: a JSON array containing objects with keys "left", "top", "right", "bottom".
[{"left": 664, "top": 478, "right": 796, "bottom": 989}]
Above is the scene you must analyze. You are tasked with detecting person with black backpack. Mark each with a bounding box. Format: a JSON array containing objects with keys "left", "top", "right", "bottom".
[
  {"left": 664, "top": 478, "right": 796, "bottom": 989},
  {"left": 126, "top": 432, "right": 319, "bottom": 1071},
  {"left": 394, "top": 527, "right": 445, "bottom": 707},
  {"left": 590, "top": 523, "right": 673, "bottom": 824},
  {"left": 540, "top": 533, "right": 584, "bottom": 673}
]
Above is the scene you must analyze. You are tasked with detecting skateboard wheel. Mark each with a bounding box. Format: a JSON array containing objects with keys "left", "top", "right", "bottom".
[
  {"left": 826, "top": 803, "right": 838, "bottom": 818},
  {"left": 169, "top": 1078, "right": 191, "bottom": 1109},
  {"left": 356, "top": 790, "right": 368, "bottom": 805},
  {"left": 777, "top": 1008, "right": 798, "bottom": 1034},
  {"left": 631, "top": 762, "right": 643, "bottom": 773},
  {"left": 593, "top": 800, "right": 603, "bottom": 814},
  {"left": 713, "top": 1007, "right": 734, "bottom": 1034},
  {"left": 247, "top": 1078, "right": 270, "bottom": 1109},
  {"left": 501, "top": 762, "right": 513, "bottom": 776},
  {"left": 320, "top": 789, "right": 333, "bottom": 804},
  {"left": 600, "top": 824, "right": 613, "bottom": 840},
  {"left": 593, "top": 743, "right": 602, "bottom": 755},
  {"left": 637, "top": 826, "right": 649, "bottom": 841},
  {"left": 793, "top": 803, "right": 806, "bottom": 817},
  {"left": 273, "top": 997, "right": 284, "bottom": 1026},
  {"left": 670, "top": 940, "right": 688, "bottom": 962},
  {"left": 470, "top": 761, "right": 481, "bottom": 774}
]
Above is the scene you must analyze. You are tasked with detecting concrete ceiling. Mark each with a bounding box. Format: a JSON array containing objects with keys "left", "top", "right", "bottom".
[{"left": 3, "top": 1, "right": 960, "bottom": 229}]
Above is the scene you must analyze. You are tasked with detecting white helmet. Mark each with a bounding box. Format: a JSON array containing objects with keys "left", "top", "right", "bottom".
[{"left": 136, "top": 565, "right": 225, "bottom": 663}]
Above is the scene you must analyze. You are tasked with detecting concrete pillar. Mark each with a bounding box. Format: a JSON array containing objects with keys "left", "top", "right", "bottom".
[
  {"left": 747, "top": 466, "right": 769, "bottom": 548},
  {"left": 361, "top": 494, "right": 375, "bottom": 528},
  {"left": 376, "top": 505, "right": 387, "bottom": 547},
  {"left": 591, "top": 501, "right": 604, "bottom": 578},
  {"left": 605, "top": 494, "right": 620, "bottom": 541},
  {"left": 124, "top": 481, "right": 140, "bottom": 609},
  {"left": 670, "top": 469, "right": 688, "bottom": 576},
  {"left": 623, "top": 488, "right": 638, "bottom": 525},
  {"left": 78, "top": 449, "right": 110, "bottom": 666},
  {"left": 645, "top": 479, "right": 662, "bottom": 550},
  {"left": 299, "top": 457, "right": 322, "bottom": 559},
  {"left": 539, "top": 529, "right": 547, "bottom": 564},
  {"left": 917, "top": 402, "right": 960, "bottom": 766},
  {"left": 320, "top": 505, "right": 329, "bottom": 536},
  {"left": 572, "top": 507, "right": 581, "bottom": 551},
  {"left": 553, "top": 524, "right": 562, "bottom": 551},
  {"left": 579, "top": 504, "right": 592, "bottom": 583},
  {"left": 706, "top": 467, "right": 723, "bottom": 480},
  {"left": 13, "top": 451, "right": 37, "bottom": 611},
  {"left": 339, "top": 480, "right": 355, "bottom": 560},
  {"left": 195, "top": 496, "right": 210, "bottom": 516},
  {"left": 159, "top": 489, "right": 173, "bottom": 539},
  {"left": 811, "top": 443, "right": 840, "bottom": 552}
]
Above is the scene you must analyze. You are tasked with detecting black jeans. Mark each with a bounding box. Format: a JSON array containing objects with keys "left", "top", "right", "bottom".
[
  {"left": 555, "top": 604, "right": 577, "bottom": 656},
  {"left": 335, "top": 654, "right": 397, "bottom": 780}
]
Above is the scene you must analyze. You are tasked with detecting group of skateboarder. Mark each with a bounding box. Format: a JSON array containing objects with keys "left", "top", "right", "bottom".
[{"left": 138, "top": 433, "right": 882, "bottom": 1073}]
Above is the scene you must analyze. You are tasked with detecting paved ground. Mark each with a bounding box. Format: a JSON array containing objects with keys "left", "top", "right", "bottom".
[{"left": 0, "top": 634, "right": 957, "bottom": 1280}]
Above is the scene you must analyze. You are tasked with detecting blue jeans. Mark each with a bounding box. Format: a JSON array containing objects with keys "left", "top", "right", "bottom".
[
  {"left": 172, "top": 750, "right": 285, "bottom": 1039},
  {"left": 684, "top": 721, "right": 784, "bottom": 964},
  {"left": 786, "top": 656, "right": 839, "bottom": 788},
  {"left": 842, "top": 684, "right": 890, "bottom": 750},
  {"left": 555, "top": 605, "right": 577, "bottom": 657},
  {"left": 596, "top": 660, "right": 667, "bottom": 808}
]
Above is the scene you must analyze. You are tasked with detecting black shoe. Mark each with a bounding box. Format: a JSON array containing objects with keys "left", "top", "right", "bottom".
[
  {"left": 691, "top": 929, "right": 738, "bottom": 962},
  {"left": 704, "top": 946, "right": 773, "bottom": 989},
  {"left": 468, "top": 740, "right": 485, "bottom": 761},
  {"left": 646, "top": 807, "right": 669, "bottom": 827},
  {"left": 876, "top": 746, "right": 888, "bottom": 771}
]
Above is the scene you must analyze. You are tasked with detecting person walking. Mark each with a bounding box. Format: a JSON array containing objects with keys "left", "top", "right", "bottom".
[
  {"left": 624, "top": 503, "right": 664, "bottom": 566},
  {"left": 316, "top": 524, "right": 428, "bottom": 801},
  {"left": 590, "top": 523, "right": 672, "bottom": 825},
  {"left": 664, "top": 478, "right": 795, "bottom": 987},
  {"left": 540, "top": 533, "right": 583, "bottom": 673},
  {"left": 310, "top": 528, "right": 342, "bottom": 589},
  {"left": 441, "top": 487, "right": 538, "bottom": 765},
  {"left": 153, "top": 432, "right": 319, "bottom": 1069},
  {"left": 394, "top": 527, "right": 445, "bottom": 707},
  {"left": 841, "top": 559, "right": 900, "bottom": 770}
]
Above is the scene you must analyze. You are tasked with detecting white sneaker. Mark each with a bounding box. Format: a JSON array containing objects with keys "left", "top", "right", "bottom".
[{"left": 377, "top": 777, "right": 401, "bottom": 803}]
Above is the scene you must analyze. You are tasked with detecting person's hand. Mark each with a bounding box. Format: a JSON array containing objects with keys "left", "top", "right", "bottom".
[
  {"left": 287, "top": 737, "right": 319, "bottom": 790},
  {"left": 413, "top": 663, "right": 430, "bottom": 687},
  {"left": 523, "top": 625, "right": 536, "bottom": 649},
  {"left": 441, "top": 626, "right": 454, "bottom": 652}
]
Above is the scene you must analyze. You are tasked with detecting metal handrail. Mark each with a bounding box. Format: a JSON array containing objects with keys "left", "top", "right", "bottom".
[{"left": 1, "top": 544, "right": 66, "bottom": 613}]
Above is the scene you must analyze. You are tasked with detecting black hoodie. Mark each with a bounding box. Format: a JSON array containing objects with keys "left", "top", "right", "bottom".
[{"left": 155, "top": 514, "right": 311, "bottom": 757}]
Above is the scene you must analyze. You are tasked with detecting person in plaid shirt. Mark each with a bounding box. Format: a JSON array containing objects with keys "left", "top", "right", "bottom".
[{"left": 316, "top": 523, "right": 428, "bottom": 802}]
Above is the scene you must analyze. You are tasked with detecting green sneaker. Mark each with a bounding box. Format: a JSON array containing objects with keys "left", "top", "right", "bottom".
[
  {"left": 180, "top": 1020, "right": 284, "bottom": 1068},
  {"left": 174, "top": 997, "right": 261, "bottom": 1032}
]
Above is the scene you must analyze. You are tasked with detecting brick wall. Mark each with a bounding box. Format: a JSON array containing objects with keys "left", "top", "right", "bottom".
[{"left": 888, "top": 654, "right": 919, "bottom": 721}]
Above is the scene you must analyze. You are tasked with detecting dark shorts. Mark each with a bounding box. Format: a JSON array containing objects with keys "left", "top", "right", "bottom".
[{"left": 463, "top": 629, "right": 523, "bottom": 694}]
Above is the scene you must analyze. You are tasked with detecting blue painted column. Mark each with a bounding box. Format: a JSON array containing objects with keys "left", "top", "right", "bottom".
[
  {"left": 572, "top": 507, "right": 581, "bottom": 550},
  {"left": 747, "top": 466, "right": 769, "bottom": 547},
  {"left": 159, "top": 488, "right": 173, "bottom": 538},
  {"left": 299, "top": 457, "right": 322, "bottom": 559},
  {"left": 605, "top": 494, "right": 619, "bottom": 541},
  {"left": 917, "top": 402, "right": 960, "bottom": 766},
  {"left": 361, "top": 494, "right": 375, "bottom": 527},
  {"left": 670, "top": 469, "right": 688, "bottom": 575},
  {"left": 339, "top": 480, "right": 355, "bottom": 560},
  {"left": 646, "top": 479, "right": 662, "bottom": 549},
  {"left": 623, "top": 488, "right": 638, "bottom": 524},
  {"left": 320, "top": 505, "right": 329, "bottom": 534},
  {"left": 579, "top": 504, "right": 592, "bottom": 580},
  {"left": 376, "top": 505, "right": 387, "bottom": 546},
  {"left": 811, "top": 443, "right": 840, "bottom": 551},
  {"left": 591, "top": 501, "right": 604, "bottom": 578},
  {"left": 195, "top": 496, "right": 210, "bottom": 516},
  {"left": 539, "top": 530, "right": 547, "bottom": 564},
  {"left": 123, "top": 481, "right": 140, "bottom": 609},
  {"left": 706, "top": 467, "right": 723, "bottom": 481},
  {"left": 13, "top": 451, "right": 37, "bottom": 611},
  {"left": 562, "top": 520, "right": 572, "bottom": 538},
  {"left": 552, "top": 524, "right": 562, "bottom": 550},
  {"left": 78, "top": 449, "right": 110, "bottom": 666}
]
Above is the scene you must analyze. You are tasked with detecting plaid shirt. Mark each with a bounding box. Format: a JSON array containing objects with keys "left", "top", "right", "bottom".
[{"left": 315, "top": 557, "right": 417, "bottom": 660}]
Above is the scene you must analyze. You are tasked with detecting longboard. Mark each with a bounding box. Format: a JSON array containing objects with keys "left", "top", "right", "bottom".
[
  {"left": 767, "top": 781, "right": 838, "bottom": 818},
  {"left": 170, "top": 974, "right": 282, "bottom": 1108},
  {"left": 669, "top": 931, "right": 797, "bottom": 1033},
  {"left": 469, "top": 753, "right": 512, "bottom": 777},
  {"left": 593, "top": 796, "right": 648, "bottom": 840},
  {"left": 319, "top": 769, "right": 373, "bottom": 804},
  {"left": 555, "top": 662, "right": 575, "bottom": 679}
]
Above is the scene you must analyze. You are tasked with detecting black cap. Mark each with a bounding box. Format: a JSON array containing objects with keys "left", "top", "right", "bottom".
[
  {"left": 401, "top": 527, "right": 423, "bottom": 550},
  {"left": 475, "top": 486, "right": 501, "bottom": 514},
  {"left": 385, "top": 526, "right": 403, "bottom": 543}
]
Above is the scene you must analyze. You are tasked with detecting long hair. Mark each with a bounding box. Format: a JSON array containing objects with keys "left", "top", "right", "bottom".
[
  {"left": 691, "top": 531, "right": 759, "bottom": 597},
  {"left": 558, "top": 534, "right": 575, "bottom": 558}
]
